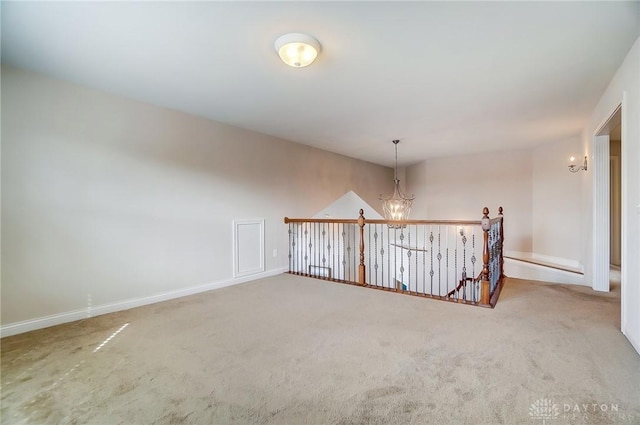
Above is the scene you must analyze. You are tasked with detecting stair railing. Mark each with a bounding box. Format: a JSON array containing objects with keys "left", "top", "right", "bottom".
[{"left": 284, "top": 207, "right": 505, "bottom": 308}]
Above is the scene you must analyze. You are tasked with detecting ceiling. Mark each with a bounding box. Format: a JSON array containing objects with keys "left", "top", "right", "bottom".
[{"left": 2, "top": 1, "right": 639, "bottom": 167}]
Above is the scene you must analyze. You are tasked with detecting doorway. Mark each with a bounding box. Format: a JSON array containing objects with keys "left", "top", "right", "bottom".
[
  {"left": 593, "top": 104, "right": 623, "bottom": 328},
  {"left": 609, "top": 122, "right": 622, "bottom": 272}
]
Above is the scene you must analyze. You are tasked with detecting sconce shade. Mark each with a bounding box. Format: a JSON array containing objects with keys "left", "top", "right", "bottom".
[
  {"left": 568, "top": 156, "right": 588, "bottom": 173},
  {"left": 274, "top": 33, "right": 320, "bottom": 67}
]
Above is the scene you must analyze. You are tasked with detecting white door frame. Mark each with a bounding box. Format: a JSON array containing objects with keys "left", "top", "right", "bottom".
[
  {"left": 592, "top": 100, "right": 626, "bottom": 333},
  {"left": 592, "top": 134, "right": 610, "bottom": 292}
]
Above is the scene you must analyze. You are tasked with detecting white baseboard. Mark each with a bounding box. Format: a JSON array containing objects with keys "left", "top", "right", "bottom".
[
  {"left": 0, "top": 267, "right": 288, "bottom": 338},
  {"left": 505, "top": 251, "right": 583, "bottom": 273},
  {"left": 623, "top": 325, "right": 640, "bottom": 356},
  {"left": 504, "top": 258, "right": 586, "bottom": 286}
]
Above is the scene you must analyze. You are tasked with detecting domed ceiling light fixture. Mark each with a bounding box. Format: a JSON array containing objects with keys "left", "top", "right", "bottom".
[
  {"left": 274, "top": 33, "right": 321, "bottom": 68},
  {"left": 379, "top": 140, "right": 415, "bottom": 227}
]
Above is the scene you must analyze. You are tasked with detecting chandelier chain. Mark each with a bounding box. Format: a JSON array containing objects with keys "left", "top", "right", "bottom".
[
  {"left": 393, "top": 139, "right": 399, "bottom": 180},
  {"left": 394, "top": 142, "right": 398, "bottom": 180}
]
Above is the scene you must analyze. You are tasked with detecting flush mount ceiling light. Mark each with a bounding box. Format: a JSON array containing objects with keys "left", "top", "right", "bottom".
[{"left": 274, "top": 33, "right": 321, "bottom": 68}]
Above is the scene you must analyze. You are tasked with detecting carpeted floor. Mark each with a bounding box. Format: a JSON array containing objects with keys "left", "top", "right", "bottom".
[{"left": 1, "top": 274, "right": 639, "bottom": 425}]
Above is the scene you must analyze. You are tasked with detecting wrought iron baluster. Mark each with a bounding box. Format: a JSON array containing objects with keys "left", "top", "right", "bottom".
[
  {"left": 380, "top": 225, "right": 386, "bottom": 288},
  {"left": 429, "top": 227, "right": 434, "bottom": 296},
  {"left": 423, "top": 224, "right": 427, "bottom": 295},
  {"left": 330, "top": 223, "right": 336, "bottom": 280},
  {"left": 321, "top": 224, "right": 326, "bottom": 277},
  {"left": 368, "top": 221, "right": 372, "bottom": 284},
  {"left": 288, "top": 224, "right": 292, "bottom": 273},
  {"left": 304, "top": 223, "right": 309, "bottom": 275},
  {"left": 454, "top": 228, "right": 458, "bottom": 300},
  {"left": 311, "top": 222, "right": 316, "bottom": 275},
  {"left": 334, "top": 223, "right": 338, "bottom": 280},
  {"left": 406, "top": 229, "right": 411, "bottom": 293},
  {"left": 350, "top": 224, "right": 355, "bottom": 281},
  {"left": 393, "top": 226, "right": 398, "bottom": 290},
  {"left": 341, "top": 225, "right": 346, "bottom": 281},
  {"left": 445, "top": 226, "right": 449, "bottom": 297},
  {"left": 353, "top": 223, "right": 357, "bottom": 282},
  {"left": 319, "top": 223, "right": 322, "bottom": 276},
  {"left": 437, "top": 226, "right": 442, "bottom": 297},
  {"left": 298, "top": 224, "right": 302, "bottom": 274},
  {"left": 374, "top": 225, "right": 379, "bottom": 287},
  {"left": 348, "top": 224, "right": 353, "bottom": 281},
  {"left": 414, "top": 224, "right": 420, "bottom": 294},
  {"left": 346, "top": 224, "right": 351, "bottom": 281},
  {"left": 462, "top": 229, "right": 467, "bottom": 301},
  {"left": 471, "top": 228, "right": 477, "bottom": 302}
]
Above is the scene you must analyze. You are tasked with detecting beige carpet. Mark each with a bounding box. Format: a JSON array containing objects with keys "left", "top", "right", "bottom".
[{"left": 2, "top": 275, "right": 639, "bottom": 425}]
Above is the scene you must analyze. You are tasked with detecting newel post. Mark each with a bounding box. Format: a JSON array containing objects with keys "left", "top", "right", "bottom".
[
  {"left": 358, "top": 209, "right": 366, "bottom": 286},
  {"left": 481, "top": 207, "right": 491, "bottom": 305},
  {"left": 499, "top": 206, "right": 505, "bottom": 279}
]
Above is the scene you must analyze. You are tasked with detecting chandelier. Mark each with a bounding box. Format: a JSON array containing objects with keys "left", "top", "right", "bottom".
[{"left": 379, "top": 139, "right": 414, "bottom": 226}]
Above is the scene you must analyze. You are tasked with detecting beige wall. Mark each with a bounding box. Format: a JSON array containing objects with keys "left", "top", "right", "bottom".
[
  {"left": 405, "top": 149, "right": 533, "bottom": 253},
  {"left": 407, "top": 141, "right": 587, "bottom": 264},
  {"left": 531, "top": 138, "right": 582, "bottom": 260},
  {"left": 1, "top": 66, "right": 393, "bottom": 326}
]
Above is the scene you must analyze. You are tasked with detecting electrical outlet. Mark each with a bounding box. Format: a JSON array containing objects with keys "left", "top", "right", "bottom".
[{"left": 272, "top": 249, "right": 278, "bottom": 257}]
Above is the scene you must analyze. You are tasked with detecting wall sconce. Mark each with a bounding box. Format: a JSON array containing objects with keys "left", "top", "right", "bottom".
[{"left": 568, "top": 156, "right": 588, "bottom": 173}]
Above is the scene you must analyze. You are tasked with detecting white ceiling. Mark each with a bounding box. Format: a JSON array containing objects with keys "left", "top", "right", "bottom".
[{"left": 2, "top": 1, "right": 639, "bottom": 167}]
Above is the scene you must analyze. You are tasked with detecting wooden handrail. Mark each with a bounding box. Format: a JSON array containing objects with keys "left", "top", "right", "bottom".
[
  {"left": 284, "top": 217, "right": 358, "bottom": 224},
  {"left": 284, "top": 217, "right": 482, "bottom": 226},
  {"left": 363, "top": 219, "right": 482, "bottom": 226},
  {"left": 446, "top": 272, "right": 482, "bottom": 298}
]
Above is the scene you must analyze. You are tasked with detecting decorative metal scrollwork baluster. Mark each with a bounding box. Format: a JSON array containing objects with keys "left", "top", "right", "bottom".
[
  {"left": 406, "top": 230, "right": 411, "bottom": 293},
  {"left": 288, "top": 225, "right": 293, "bottom": 273},
  {"left": 322, "top": 224, "right": 327, "bottom": 276},
  {"left": 423, "top": 224, "right": 427, "bottom": 295},
  {"left": 471, "top": 229, "right": 476, "bottom": 302},
  {"left": 446, "top": 226, "right": 450, "bottom": 297},
  {"left": 340, "top": 224, "right": 345, "bottom": 281},
  {"left": 414, "top": 225, "right": 418, "bottom": 294},
  {"left": 437, "top": 226, "right": 442, "bottom": 297},
  {"left": 304, "top": 223, "right": 309, "bottom": 275},
  {"left": 461, "top": 231, "right": 467, "bottom": 301},
  {"left": 374, "top": 227, "right": 379, "bottom": 287},
  {"left": 399, "top": 229, "right": 405, "bottom": 291},
  {"left": 429, "top": 229, "right": 434, "bottom": 296}
]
